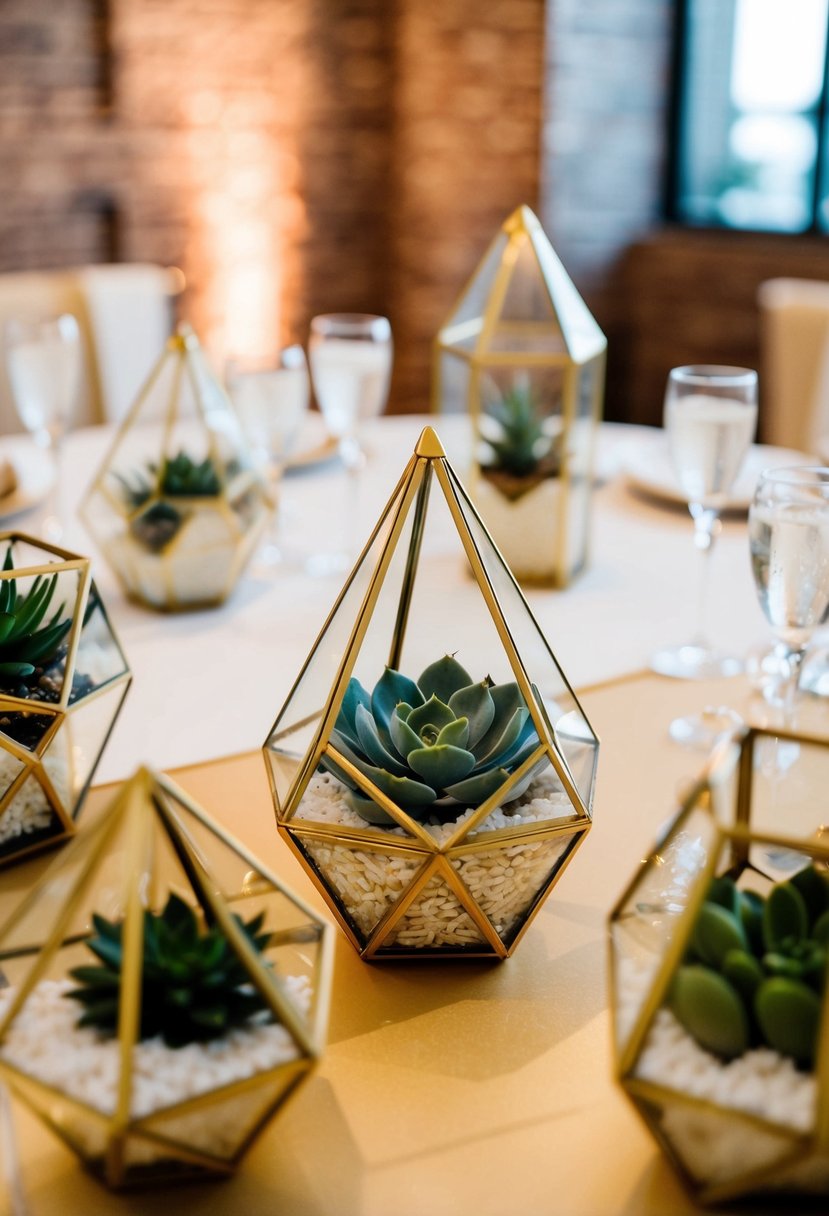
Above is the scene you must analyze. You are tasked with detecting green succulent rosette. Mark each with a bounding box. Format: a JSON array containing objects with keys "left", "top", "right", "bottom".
[{"left": 322, "top": 655, "right": 546, "bottom": 825}]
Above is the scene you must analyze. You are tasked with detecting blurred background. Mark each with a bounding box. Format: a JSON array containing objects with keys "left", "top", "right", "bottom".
[{"left": 0, "top": 0, "right": 827, "bottom": 431}]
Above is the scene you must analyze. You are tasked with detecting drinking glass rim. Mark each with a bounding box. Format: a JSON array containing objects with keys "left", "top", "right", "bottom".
[
  {"left": 310, "top": 313, "right": 391, "bottom": 340},
  {"left": 670, "top": 364, "right": 757, "bottom": 387},
  {"left": 757, "top": 464, "right": 829, "bottom": 488}
]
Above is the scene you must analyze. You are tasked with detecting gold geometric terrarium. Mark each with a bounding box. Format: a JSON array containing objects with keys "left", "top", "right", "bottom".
[
  {"left": 0, "top": 532, "right": 130, "bottom": 868},
  {"left": 433, "top": 204, "right": 606, "bottom": 588},
  {"left": 610, "top": 724, "right": 829, "bottom": 1206},
  {"left": 0, "top": 767, "right": 333, "bottom": 1189},
  {"left": 80, "top": 324, "right": 269, "bottom": 611},
  {"left": 263, "top": 427, "right": 598, "bottom": 960}
]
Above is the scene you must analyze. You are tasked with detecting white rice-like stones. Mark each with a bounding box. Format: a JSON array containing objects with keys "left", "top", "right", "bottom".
[
  {"left": 298, "top": 771, "right": 577, "bottom": 947},
  {"left": 617, "top": 956, "right": 818, "bottom": 1185},
  {"left": 0, "top": 976, "right": 311, "bottom": 1164},
  {"left": 0, "top": 753, "right": 71, "bottom": 846}
]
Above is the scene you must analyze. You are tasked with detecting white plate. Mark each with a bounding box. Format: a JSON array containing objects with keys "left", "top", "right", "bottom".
[
  {"left": 621, "top": 434, "right": 811, "bottom": 511},
  {"left": 285, "top": 412, "right": 338, "bottom": 472},
  {"left": 0, "top": 437, "right": 54, "bottom": 522}
]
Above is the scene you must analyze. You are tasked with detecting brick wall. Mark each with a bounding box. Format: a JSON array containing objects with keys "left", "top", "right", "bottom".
[{"left": 0, "top": 0, "right": 545, "bottom": 415}]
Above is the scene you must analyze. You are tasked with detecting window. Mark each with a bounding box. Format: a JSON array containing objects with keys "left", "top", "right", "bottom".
[{"left": 672, "top": 0, "right": 829, "bottom": 232}]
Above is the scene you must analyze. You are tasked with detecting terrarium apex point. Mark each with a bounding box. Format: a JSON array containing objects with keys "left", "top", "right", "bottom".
[{"left": 414, "top": 426, "right": 446, "bottom": 459}]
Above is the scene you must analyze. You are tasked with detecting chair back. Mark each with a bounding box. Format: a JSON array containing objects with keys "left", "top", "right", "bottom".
[{"left": 758, "top": 276, "right": 829, "bottom": 452}]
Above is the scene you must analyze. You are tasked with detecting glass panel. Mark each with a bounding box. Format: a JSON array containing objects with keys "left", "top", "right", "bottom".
[
  {"left": 71, "top": 583, "right": 130, "bottom": 698},
  {"left": 638, "top": 1092, "right": 801, "bottom": 1189},
  {"left": 676, "top": 0, "right": 827, "bottom": 232},
  {"left": 381, "top": 874, "right": 486, "bottom": 951},
  {"left": 0, "top": 772, "right": 62, "bottom": 860},
  {"left": 609, "top": 802, "right": 720, "bottom": 1058},
  {"left": 0, "top": 701, "right": 57, "bottom": 751},
  {"left": 439, "top": 228, "right": 510, "bottom": 345},
  {"left": 451, "top": 831, "right": 579, "bottom": 945},
  {"left": 299, "top": 835, "right": 424, "bottom": 943},
  {"left": 57, "top": 682, "right": 131, "bottom": 811},
  {"left": 137, "top": 1068, "right": 302, "bottom": 1161},
  {"left": 2, "top": 1069, "right": 110, "bottom": 1166}
]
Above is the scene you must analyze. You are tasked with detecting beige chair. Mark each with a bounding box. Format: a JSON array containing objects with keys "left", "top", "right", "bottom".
[
  {"left": 0, "top": 264, "right": 183, "bottom": 435},
  {"left": 758, "top": 277, "right": 829, "bottom": 453}
]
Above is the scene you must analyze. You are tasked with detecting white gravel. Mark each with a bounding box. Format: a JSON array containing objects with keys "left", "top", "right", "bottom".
[
  {"left": 0, "top": 752, "right": 70, "bottom": 848},
  {"left": 297, "top": 770, "right": 578, "bottom": 948},
  {"left": 0, "top": 975, "right": 311, "bottom": 1165}
]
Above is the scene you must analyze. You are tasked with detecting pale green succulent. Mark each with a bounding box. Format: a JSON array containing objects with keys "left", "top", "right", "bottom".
[
  {"left": 322, "top": 655, "right": 545, "bottom": 825},
  {"left": 669, "top": 868, "right": 829, "bottom": 1069}
]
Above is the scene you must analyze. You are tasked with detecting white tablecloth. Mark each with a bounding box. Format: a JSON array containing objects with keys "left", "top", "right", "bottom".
[{"left": 49, "top": 414, "right": 771, "bottom": 783}]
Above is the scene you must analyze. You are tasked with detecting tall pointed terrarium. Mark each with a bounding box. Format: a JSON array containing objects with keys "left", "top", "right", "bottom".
[
  {"left": 264, "top": 428, "right": 598, "bottom": 960},
  {"left": 433, "top": 205, "right": 606, "bottom": 588},
  {"left": 0, "top": 767, "right": 333, "bottom": 1189},
  {"left": 81, "top": 325, "right": 269, "bottom": 611},
  {"left": 610, "top": 724, "right": 829, "bottom": 1205},
  {"left": 0, "top": 532, "right": 130, "bottom": 867}
]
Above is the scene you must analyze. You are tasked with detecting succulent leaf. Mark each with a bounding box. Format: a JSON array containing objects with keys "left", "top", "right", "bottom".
[
  {"left": 417, "top": 655, "right": 473, "bottom": 703},
  {"left": 447, "top": 681, "right": 495, "bottom": 746},
  {"left": 755, "top": 978, "right": 821, "bottom": 1068},
  {"left": 407, "top": 744, "right": 476, "bottom": 788},
  {"left": 671, "top": 965, "right": 749, "bottom": 1059},
  {"left": 0, "top": 547, "right": 71, "bottom": 689},
  {"left": 763, "top": 883, "right": 809, "bottom": 951},
  {"left": 371, "top": 668, "right": 422, "bottom": 736}
]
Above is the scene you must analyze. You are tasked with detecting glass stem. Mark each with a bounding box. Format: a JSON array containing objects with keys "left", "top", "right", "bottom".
[
  {"left": 689, "top": 504, "right": 721, "bottom": 649},
  {"left": 782, "top": 646, "right": 806, "bottom": 729},
  {"left": 339, "top": 434, "right": 366, "bottom": 562}
]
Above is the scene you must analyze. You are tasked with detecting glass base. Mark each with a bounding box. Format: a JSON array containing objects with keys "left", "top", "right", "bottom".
[
  {"left": 800, "top": 647, "right": 829, "bottom": 698},
  {"left": 651, "top": 643, "right": 743, "bottom": 680},
  {"left": 668, "top": 706, "right": 743, "bottom": 750}
]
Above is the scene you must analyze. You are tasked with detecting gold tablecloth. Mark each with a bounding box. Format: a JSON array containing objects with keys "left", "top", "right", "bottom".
[{"left": 0, "top": 673, "right": 810, "bottom": 1216}]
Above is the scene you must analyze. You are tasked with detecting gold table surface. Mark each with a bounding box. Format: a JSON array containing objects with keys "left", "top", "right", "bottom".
[{"left": 1, "top": 672, "right": 822, "bottom": 1216}]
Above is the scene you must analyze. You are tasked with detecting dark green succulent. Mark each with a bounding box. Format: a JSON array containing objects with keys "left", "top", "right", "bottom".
[
  {"left": 483, "top": 384, "right": 554, "bottom": 479},
  {"left": 160, "top": 451, "right": 222, "bottom": 497},
  {"left": 669, "top": 867, "right": 829, "bottom": 1069},
  {"left": 0, "top": 546, "right": 72, "bottom": 684},
  {"left": 322, "top": 655, "right": 545, "bottom": 825},
  {"left": 65, "top": 894, "right": 274, "bottom": 1049},
  {"left": 116, "top": 452, "right": 222, "bottom": 510}
]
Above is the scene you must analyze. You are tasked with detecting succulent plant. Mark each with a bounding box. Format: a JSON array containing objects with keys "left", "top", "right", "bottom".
[
  {"left": 669, "top": 867, "right": 829, "bottom": 1069},
  {"left": 0, "top": 546, "right": 72, "bottom": 684},
  {"left": 65, "top": 893, "right": 274, "bottom": 1049},
  {"left": 482, "top": 383, "right": 557, "bottom": 479},
  {"left": 160, "top": 451, "right": 222, "bottom": 498},
  {"left": 321, "top": 654, "right": 545, "bottom": 825},
  {"left": 116, "top": 451, "right": 222, "bottom": 511}
]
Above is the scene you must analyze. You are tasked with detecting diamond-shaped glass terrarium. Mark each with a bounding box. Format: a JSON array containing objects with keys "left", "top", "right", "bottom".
[
  {"left": 610, "top": 724, "right": 829, "bottom": 1206},
  {"left": 80, "top": 324, "right": 270, "bottom": 611},
  {"left": 0, "top": 767, "right": 333, "bottom": 1189},
  {"left": 0, "top": 532, "right": 130, "bottom": 868},
  {"left": 263, "top": 427, "right": 598, "bottom": 960},
  {"left": 433, "top": 204, "right": 606, "bottom": 588}
]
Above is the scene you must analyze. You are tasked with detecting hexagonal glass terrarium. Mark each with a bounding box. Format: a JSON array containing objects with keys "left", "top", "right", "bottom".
[
  {"left": 80, "top": 324, "right": 269, "bottom": 611},
  {"left": 0, "top": 532, "right": 130, "bottom": 868},
  {"left": 433, "top": 205, "right": 606, "bottom": 588},
  {"left": 610, "top": 724, "right": 829, "bottom": 1206},
  {"left": 263, "top": 427, "right": 598, "bottom": 960},
  {"left": 0, "top": 767, "right": 333, "bottom": 1189}
]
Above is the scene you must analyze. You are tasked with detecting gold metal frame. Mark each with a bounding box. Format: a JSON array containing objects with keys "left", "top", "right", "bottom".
[
  {"left": 0, "top": 532, "right": 131, "bottom": 869},
  {"left": 609, "top": 724, "right": 829, "bottom": 1205},
  {"left": 264, "top": 427, "right": 599, "bottom": 961},
  {"left": 79, "top": 325, "right": 270, "bottom": 612},
  {"left": 0, "top": 766, "right": 334, "bottom": 1190},
  {"left": 432, "top": 204, "right": 606, "bottom": 589}
]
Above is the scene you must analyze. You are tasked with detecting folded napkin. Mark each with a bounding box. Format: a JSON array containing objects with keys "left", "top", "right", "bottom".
[{"left": 77, "top": 264, "right": 181, "bottom": 425}]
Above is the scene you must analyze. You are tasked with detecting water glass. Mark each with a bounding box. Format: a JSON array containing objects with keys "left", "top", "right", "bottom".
[
  {"left": 226, "top": 345, "right": 310, "bottom": 566},
  {"left": 749, "top": 466, "right": 829, "bottom": 719},
  {"left": 5, "top": 314, "right": 82, "bottom": 543},
  {"left": 307, "top": 313, "right": 392, "bottom": 575},
  {"left": 652, "top": 365, "right": 758, "bottom": 683}
]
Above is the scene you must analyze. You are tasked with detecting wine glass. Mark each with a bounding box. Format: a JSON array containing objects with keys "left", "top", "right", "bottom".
[
  {"left": 652, "top": 366, "right": 758, "bottom": 684},
  {"left": 307, "top": 313, "right": 392, "bottom": 575},
  {"left": 225, "top": 345, "right": 310, "bottom": 566},
  {"left": 748, "top": 466, "right": 829, "bottom": 722},
  {"left": 5, "top": 314, "right": 82, "bottom": 544}
]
